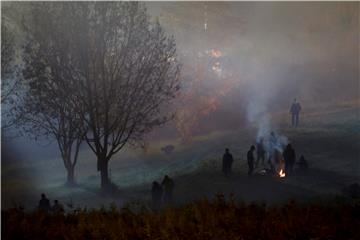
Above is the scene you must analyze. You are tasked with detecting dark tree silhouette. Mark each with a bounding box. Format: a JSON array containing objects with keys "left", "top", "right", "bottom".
[
  {"left": 1, "top": 20, "right": 21, "bottom": 130},
  {"left": 22, "top": 2, "right": 180, "bottom": 191},
  {"left": 20, "top": 3, "right": 87, "bottom": 185}
]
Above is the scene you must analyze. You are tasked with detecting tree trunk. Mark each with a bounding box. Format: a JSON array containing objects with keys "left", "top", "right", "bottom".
[
  {"left": 66, "top": 166, "right": 76, "bottom": 186},
  {"left": 99, "top": 159, "right": 110, "bottom": 190}
]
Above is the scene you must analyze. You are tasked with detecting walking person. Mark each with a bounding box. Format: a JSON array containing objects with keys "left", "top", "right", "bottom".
[{"left": 289, "top": 98, "right": 302, "bottom": 127}]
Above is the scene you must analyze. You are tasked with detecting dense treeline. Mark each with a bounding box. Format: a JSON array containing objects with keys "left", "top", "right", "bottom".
[{"left": 3, "top": 195, "right": 360, "bottom": 240}]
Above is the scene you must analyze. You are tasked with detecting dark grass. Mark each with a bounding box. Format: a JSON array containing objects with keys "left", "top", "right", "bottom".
[{"left": 3, "top": 194, "right": 360, "bottom": 240}]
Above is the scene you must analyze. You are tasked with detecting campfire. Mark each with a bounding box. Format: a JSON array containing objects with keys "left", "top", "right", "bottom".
[{"left": 279, "top": 169, "right": 286, "bottom": 178}]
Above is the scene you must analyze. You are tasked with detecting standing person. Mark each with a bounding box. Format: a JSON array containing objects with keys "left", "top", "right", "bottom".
[
  {"left": 283, "top": 144, "right": 291, "bottom": 175},
  {"left": 256, "top": 138, "right": 266, "bottom": 168},
  {"left": 247, "top": 145, "right": 255, "bottom": 176},
  {"left": 222, "top": 148, "right": 234, "bottom": 176},
  {"left": 52, "top": 200, "right": 64, "bottom": 213},
  {"left": 151, "top": 181, "right": 163, "bottom": 209},
  {"left": 290, "top": 98, "right": 302, "bottom": 127},
  {"left": 39, "top": 193, "right": 51, "bottom": 212},
  {"left": 289, "top": 144, "right": 296, "bottom": 173},
  {"left": 283, "top": 144, "right": 296, "bottom": 175},
  {"left": 162, "top": 175, "right": 174, "bottom": 204}
]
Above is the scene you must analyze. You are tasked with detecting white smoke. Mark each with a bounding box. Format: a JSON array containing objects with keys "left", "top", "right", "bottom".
[{"left": 245, "top": 84, "right": 288, "bottom": 167}]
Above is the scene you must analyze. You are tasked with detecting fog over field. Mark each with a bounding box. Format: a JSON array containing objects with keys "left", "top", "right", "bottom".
[{"left": 1, "top": 2, "right": 359, "bottom": 209}]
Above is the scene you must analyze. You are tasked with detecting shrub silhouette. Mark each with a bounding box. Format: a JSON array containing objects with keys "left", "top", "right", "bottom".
[{"left": 3, "top": 195, "right": 360, "bottom": 239}]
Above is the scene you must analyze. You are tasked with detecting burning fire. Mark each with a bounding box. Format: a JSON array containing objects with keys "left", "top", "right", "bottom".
[
  {"left": 279, "top": 169, "right": 286, "bottom": 178},
  {"left": 210, "top": 49, "right": 222, "bottom": 58}
]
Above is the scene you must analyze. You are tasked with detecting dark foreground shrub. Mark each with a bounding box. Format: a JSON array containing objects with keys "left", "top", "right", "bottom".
[{"left": 3, "top": 196, "right": 360, "bottom": 240}]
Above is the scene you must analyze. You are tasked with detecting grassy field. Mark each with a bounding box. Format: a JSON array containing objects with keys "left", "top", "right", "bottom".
[{"left": 2, "top": 100, "right": 359, "bottom": 209}]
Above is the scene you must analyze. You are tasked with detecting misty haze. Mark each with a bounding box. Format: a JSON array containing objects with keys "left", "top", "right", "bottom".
[{"left": 2, "top": 2, "right": 360, "bottom": 239}]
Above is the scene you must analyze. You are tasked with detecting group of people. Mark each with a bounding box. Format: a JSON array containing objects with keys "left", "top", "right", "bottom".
[
  {"left": 38, "top": 193, "right": 64, "bottom": 213},
  {"left": 223, "top": 138, "right": 308, "bottom": 177},
  {"left": 151, "top": 175, "right": 175, "bottom": 208}
]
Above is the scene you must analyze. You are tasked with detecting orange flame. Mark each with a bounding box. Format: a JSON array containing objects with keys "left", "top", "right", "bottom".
[{"left": 279, "top": 169, "right": 286, "bottom": 178}]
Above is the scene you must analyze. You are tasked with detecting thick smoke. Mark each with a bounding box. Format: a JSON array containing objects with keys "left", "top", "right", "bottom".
[{"left": 146, "top": 2, "right": 359, "bottom": 141}]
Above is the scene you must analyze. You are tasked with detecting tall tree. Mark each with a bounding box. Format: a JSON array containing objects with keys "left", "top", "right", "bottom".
[
  {"left": 23, "top": 2, "right": 180, "bottom": 191},
  {"left": 20, "top": 3, "right": 86, "bottom": 185},
  {"left": 1, "top": 19, "right": 21, "bottom": 130}
]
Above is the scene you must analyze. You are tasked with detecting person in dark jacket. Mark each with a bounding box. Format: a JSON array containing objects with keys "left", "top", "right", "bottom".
[
  {"left": 283, "top": 144, "right": 296, "bottom": 175},
  {"left": 151, "top": 181, "right": 163, "bottom": 209},
  {"left": 39, "top": 193, "right": 51, "bottom": 212},
  {"left": 283, "top": 145, "right": 290, "bottom": 174},
  {"left": 162, "top": 175, "right": 174, "bottom": 204},
  {"left": 247, "top": 145, "right": 255, "bottom": 176},
  {"left": 289, "top": 145, "right": 296, "bottom": 173},
  {"left": 222, "top": 148, "right": 234, "bottom": 176}
]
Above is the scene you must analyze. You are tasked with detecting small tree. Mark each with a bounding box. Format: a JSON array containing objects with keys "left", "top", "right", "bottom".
[
  {"left": 22, "top": 2, "right": 180, "bottom": 191},
  {"left": 20, "top": 3, "right": 87, "bottom": 185}
]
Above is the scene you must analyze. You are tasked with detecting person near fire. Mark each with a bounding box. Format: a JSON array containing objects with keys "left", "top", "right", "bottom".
[
  {"left": 289, "top": 145, "right": 296, "bottom": 173},
  {"left": 283, "top": 144, "right": 291, "bottom": 174},
  {"left": 247, "top": 145, "right": 255, "bottom": 176},
  {"left": 222, "top": 148, "right": 234, "bottom": 176},
  {"left": 283, "top": 144, "right": 296, "bottom": 175},
  {"left": 256, "top": 138, "right": 266, "bottom": 168},
  {"left": 290, "top": 98, "right": 302, "bottom": 127}
]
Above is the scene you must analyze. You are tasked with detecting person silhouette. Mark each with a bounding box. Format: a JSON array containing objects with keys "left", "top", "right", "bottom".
[
  {"left": 290, "top": 98, "right": 302, "bottom": 127},
  {"left": 52, "top": 200, "right": 64, "bottom": 213},
  {"left": 283, "top": 144, "right": 292, "bottom": 175},
  {"left": 288, "top": 144, "right": 296, "bottom": 173},
  {"left": 151, "top": 181, "right": 163, "bottom": 209},
  {"left": 39, "top": 193, "right": 51, "bottom": 212},
  {"left": 247, "top": 145, "right": 255, "bottom": 176},
  {"left": 161, "top": 175, "right": 174, "bottom": 204},
  {"left": 222, "top": 148, "right": 234, "bottom": 176},
  {"left": 297, "top": 155, "right": 308, "bottom": 171}
]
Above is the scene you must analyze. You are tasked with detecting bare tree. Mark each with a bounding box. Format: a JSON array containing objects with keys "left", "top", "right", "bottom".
[
  {"left": 1, "top": 20, "right": 21, "bottom": 130},
  {"left": 22, "top": 2, "right": 180, "bottom": 191},
  {"left": 20, "top": 3, "right": 87, "bottom": 185}
]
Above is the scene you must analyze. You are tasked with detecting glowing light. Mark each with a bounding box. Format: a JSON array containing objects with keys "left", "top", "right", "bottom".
[
  {"left": 210, "top": 49, "right": 222, "bottom": 58},
  {"left": 279, "top": 169, "right": 286, "bottom": 178}
]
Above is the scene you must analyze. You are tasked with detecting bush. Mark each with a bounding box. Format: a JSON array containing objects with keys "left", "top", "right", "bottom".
[{"left": 3, "top": 195, "right": 360, "bottom": 240}]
